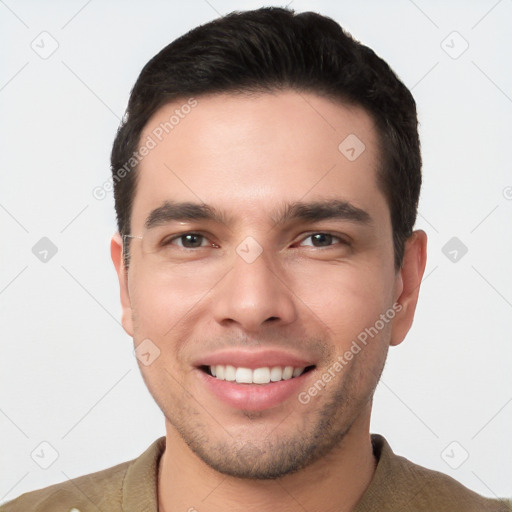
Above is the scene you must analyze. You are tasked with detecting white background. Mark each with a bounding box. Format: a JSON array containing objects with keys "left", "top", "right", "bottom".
[{"left": 1, "top": 0, "right": 511, "bottom": 504}]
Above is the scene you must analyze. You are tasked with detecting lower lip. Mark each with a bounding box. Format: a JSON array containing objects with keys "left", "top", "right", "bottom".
[{"left": 197, "top": 369, "right": 312, "bottom": 411}]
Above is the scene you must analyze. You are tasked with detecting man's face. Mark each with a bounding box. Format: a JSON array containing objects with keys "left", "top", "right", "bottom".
[{"left": 113, "top": 91, "right": 413, "bottom": 478}]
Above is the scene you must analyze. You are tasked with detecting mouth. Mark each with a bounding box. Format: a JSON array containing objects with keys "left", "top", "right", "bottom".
[
  {"left": 193, "top": 349, "right": 317, "bottom": 411},
  {"left": 199, "top": 364, "right": 316, "bottom": 384}
]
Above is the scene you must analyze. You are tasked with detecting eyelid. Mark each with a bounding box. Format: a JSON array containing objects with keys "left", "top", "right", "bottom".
[
  {"left": 164, "top": 231, "right": 219, "bottom": 248},
  {"left": 295, "top": 231, "right": 352, "bottom": 247}
]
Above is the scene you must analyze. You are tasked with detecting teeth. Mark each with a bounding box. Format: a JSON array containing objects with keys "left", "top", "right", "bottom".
[
  {"left": 282, "top": 366, "right": 293, "bottom": 380},
  {"left": 292, "top": 367, "right": 304, "bottom": 377},
  {"left": 208, "top": 365, "right": 307, "bottom": 384},
  {"left": 235, "top": 367, "right": 253, "bottom": 384},
  {"left": 225, "top": 365, "right": 236, "bottom": 382},
  {"left": 270, "top": 366, "right": 282, "bottom": 382},
  {"left": 253, "top": 367, "right": 270, "bottom": 384}
]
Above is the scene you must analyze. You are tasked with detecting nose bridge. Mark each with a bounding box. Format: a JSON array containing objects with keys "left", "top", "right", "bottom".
[{"left": 211, "top": 243, "right": 297, "bottom": 331}]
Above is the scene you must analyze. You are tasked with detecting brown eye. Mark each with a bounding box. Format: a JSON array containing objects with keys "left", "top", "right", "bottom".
[
  {"left": 310, "top": 233, "right": 333, "bottom": 247},
  {"left": 180, "top": 234, "right": 205, "bottom": 248},
  {"left": 165, "top": 233, "right": 209, "bottom": 248},
  {"left": 298, "top": 233, "right": 347, "bottom": 248}
]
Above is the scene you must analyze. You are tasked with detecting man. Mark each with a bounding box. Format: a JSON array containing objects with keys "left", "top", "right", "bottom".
[{"left": 2, "top": 7, "right": 510, "bottom": 512}]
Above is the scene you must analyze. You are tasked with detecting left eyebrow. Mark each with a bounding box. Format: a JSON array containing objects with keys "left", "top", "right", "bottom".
[{"left": 270, "top": 199, "right": 372, "bottom": 226}]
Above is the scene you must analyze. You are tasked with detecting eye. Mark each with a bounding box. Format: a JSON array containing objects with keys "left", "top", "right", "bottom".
[
  {"left": 164, "top": 233, "right": 218, "bottom": 249},
  {"left": 297, "top": 233, "right": 348, "bottom": 248}
]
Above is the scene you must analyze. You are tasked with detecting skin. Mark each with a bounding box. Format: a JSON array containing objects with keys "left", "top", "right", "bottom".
[{"left": 111, "top": 91, "right": 427, "bottom": 512}]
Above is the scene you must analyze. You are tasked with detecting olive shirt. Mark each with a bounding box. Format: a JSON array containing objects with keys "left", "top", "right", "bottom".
[{"left": 2, "top": 434, "right": 510, "bottom": 512}]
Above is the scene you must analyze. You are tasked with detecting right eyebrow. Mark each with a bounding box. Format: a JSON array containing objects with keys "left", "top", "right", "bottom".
[{"left": 144, "top": 201, "right": 232, "bottom": 229}]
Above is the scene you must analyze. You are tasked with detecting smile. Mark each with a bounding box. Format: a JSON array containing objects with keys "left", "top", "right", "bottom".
[
  {"left": 194, "top": 349, "right": 317, "bottom": 410},
  {"left": 205, "top": 365, "right": 313, "bottom": 384}
]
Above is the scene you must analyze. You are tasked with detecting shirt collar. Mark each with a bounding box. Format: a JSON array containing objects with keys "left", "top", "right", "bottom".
[
  {"left": 354, "top": 433, "right": 414, "bottom": 511},
  {"left": 122, "top": 436, "right": 166, "bottom": 511}
]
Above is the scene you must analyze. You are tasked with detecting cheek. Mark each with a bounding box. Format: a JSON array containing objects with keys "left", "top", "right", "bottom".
[
  {"left": 129, "top": 265, "right": 218, "bottom": 333},
  {"left": 289, "top": 261, "right": 395, "bottom": 342}
]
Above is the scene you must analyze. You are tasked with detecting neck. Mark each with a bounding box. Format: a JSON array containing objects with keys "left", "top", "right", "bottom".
[{"left": 158, "top": 412, "right": 376, "bottom": 512}]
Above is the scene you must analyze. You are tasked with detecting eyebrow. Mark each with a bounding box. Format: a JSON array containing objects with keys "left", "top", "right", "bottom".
[
  {"left": 144, "top": 199, "right": 372, "bottom": 230},
  {"left": 271, "top": 199, "right": 371, "bottom": 226},
  {"left": 144, "top": 201, "right": 232, "bottom": 229}
]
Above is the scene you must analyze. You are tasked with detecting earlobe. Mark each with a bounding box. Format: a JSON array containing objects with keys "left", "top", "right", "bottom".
[
  {"left": 390, "top": 229, "right": 427, "bottom": 346},
  {"left": 110, "top": 233, "right": 134, "bottom": 337}
]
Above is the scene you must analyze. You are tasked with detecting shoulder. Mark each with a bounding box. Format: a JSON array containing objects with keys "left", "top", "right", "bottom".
[
  {"left": 356, "top": 434, "right": 512, "bottom": 512},
  {"left": 396, "top": 454, "right": 512, "bottom": 511},
  {"left": 0, "top": 461, "right": 128, "bottom": 512},
  {"left": 0, "top": 437, "right": 165, "bottom": 512}
]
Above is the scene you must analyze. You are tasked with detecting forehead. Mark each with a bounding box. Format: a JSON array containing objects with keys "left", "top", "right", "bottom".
[{"left": 131, "top": 91, "right": 387, "bottom": 230}]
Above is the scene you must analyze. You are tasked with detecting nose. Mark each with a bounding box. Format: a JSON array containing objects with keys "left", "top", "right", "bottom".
[{"left": 211, "top": 248, "right": 298, "bottom": 333}]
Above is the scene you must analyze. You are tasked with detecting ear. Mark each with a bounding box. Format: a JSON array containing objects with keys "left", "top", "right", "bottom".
[
  {"left": 111, "top": 232, "right": 134, "bottom": 337},
  {"left": 390, "top": 229, "right": 427, "bottom": 346}
]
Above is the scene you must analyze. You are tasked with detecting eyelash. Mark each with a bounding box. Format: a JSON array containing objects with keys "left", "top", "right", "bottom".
[
  {"left": 163, "top": 232, "right": 350, "bottom": 249},
  {"left": 163, "top": 233, "right": 219, "bottom": 249}
]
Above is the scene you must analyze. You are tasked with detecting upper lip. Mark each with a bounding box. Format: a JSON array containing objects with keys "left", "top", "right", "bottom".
[{"left": 193, "top": 349, "right": 316, "bottom": 370}]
